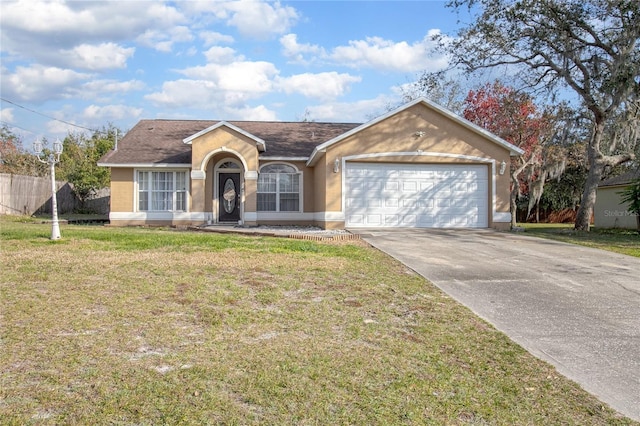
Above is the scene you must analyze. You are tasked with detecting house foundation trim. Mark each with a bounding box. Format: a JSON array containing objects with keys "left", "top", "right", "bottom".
[
  {"left": 493, "top": 212, "right": 512, "bottom": 222},
  {"left": 110, "top": 212, "right": 207, "bottom": 222}
]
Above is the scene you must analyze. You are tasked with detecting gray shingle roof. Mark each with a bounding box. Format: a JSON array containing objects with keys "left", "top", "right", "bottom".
[{"left": 98, "top": 119, "right": 361, "bottom": 165}]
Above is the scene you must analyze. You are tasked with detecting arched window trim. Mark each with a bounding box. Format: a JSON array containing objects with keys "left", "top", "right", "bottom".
[
  {"left": 218, "top": 161, "right": 241, "bottom": 169},
  {"left": 215, "top": 158, "right": 242, "bottom": 171},
  {"left": 257, "top": 162, "right": 302, "bottom": 212}
]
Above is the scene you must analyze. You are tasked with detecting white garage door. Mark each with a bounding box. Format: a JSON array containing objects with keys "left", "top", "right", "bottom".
[{"left": 345, "top": 163, "right": 488, "bottom": 228}]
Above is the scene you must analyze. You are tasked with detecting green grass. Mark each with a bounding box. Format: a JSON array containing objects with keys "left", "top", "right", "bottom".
[
  {"left": 1, "top": 216, "right": 637, "bottom": 425},
  {"left": 521, "top": 223, "right": 640, "bottom": 258}
]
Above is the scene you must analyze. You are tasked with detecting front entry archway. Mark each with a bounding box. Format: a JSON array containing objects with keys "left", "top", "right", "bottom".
[{"left": 215, "top": 160, "right": 242, "bottom": 223}]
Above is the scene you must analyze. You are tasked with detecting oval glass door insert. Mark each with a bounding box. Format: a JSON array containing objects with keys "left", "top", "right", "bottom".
[{"left": 223, "top": 178, "right": 236, "bottom": 213}]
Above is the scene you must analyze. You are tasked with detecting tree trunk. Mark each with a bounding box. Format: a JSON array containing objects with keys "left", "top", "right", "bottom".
[
  {"left": 575, "top": 120, "right": 636, "bottom": 231},
  {"left": 510, "top": 184, "right": 518, "bottom": 228},
  {"left": 575, "top": 123, "right": 604, "bottom": 231},
  {"left": 574, "top": 162, "right": 603, "bottom": 231},
  {"left": 510, "top": 160, "right": 531, "bottom": 229}
]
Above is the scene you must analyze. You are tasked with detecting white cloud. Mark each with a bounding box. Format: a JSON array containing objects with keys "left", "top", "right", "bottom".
[
  {"left": 46, "top": 119, "right": 82, "bottom": 136},
  {"left": 0, "top": 65, "right": 92, "bottom": 102},
  {"left": 182, "top": 0, "right": 299, "bottom": 40},
  {"left": 144, "top": 79, "right": 277, "bottom": 120},
  {"left": 179, "top": 61, "right": 279, "bottom": 95},
  {"left": 0, "top": 0, "right": 99, "bottom": 35},
  {"left": 200, "top": 31, "right": 234, "bottom": 47},
  {"left": 145, "top": 79, "right": 219, "bottom": 109},
  {"left": 82, "top": 105, "right": 143, "bottom": 121},
  {"left": 280, "top": 34, "right": 326, "bottom": 65},
  {"left": 330, "top": 34, "right": 447, "bottom": 72},
  {"left": 0, "top": 1, "right": 187, "bottom": 53},
  {"left": 204, "top": 46, "right": 243, "bottom": 64},
  {"left": 278, "top": 72, "right": 361, "bottom": 101},
  {"left": 136, "top": 26, "right": 194, "bottom": 52},
  {"left": 80, "top": 79, "right": 146, "bottom": 95},
  {"left": 60, "top": 43, "right": 135, "bottom": 70},
  {"left": 1, "top": 108, "right": 15, "bottom": 123},
  {"left": 223, "top": 104, "right": 277, "bottom": 121},
  {"left": 183, "top": 46, "right": 199, "bottom": 57},
  {"left": 224, "top": 0, "right": 299, "bottom": 39},
  {"left": 305, "top": 95, "right": 394, "bottom": 122},
  {"left": 281, "top": 31, "right": 449, "bottom": 73}
]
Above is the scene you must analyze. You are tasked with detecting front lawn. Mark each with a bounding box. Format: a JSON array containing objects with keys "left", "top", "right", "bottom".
[
  {"left": 1, "top": 217, "right": 636, "bottom": 425},
  {"left": 521, "top": 223, "right": 640, "bottom": 258}
]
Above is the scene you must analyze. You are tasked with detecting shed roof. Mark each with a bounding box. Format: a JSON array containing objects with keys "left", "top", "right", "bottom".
[{"left": 599, "top": 168, "right": 640, "bottom": 187}]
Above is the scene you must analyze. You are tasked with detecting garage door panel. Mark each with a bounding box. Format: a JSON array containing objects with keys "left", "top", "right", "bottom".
[
  {"left": 400, "top": 215, "right": 416, "bottom": 226},
  {"left": 402, "top": 198, "right": 417, "bottom": 208},
  {"left": 385, "top": 181, "right": 399, "bottom": 191},
  {"left": 367, "top": 214, "right": 383, "bottom": 225},
  {"left": 345, "top": 163, "right": 488, "bottom": 228},
  {"left": 417, "top": 214, "right": 435, "bottom": 226},
  {"left": 402, "top": 181, "right": 418, "bottom": 192}
]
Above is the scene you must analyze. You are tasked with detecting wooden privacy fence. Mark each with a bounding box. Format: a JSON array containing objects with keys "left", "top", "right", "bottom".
[{"left": 0, "top": 173, "right": 110, "bottom": 216}]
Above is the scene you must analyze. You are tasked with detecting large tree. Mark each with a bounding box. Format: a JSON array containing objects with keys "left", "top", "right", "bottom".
[
  {"left": 402, "top": 72, "right": 468, "bottom": 113},
  {"left": 57, "top": 125, "right": 119, "bottom": 203},
  {"left": 462, "top": 81, "right": 552, "bottom": 227},
  {"left": 443, "top": 0, "right": 640, "bottom": 230}
]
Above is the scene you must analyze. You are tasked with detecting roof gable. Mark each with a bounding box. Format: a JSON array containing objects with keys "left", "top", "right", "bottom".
[
  {"left": 306, "top": 97, "right": 524, "bottom": 166},
  {"left": 183, "top": 121, "right": 266, "bottom": 152}
]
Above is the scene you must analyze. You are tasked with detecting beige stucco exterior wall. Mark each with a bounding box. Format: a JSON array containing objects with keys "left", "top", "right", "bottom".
[
  {"left": 313, "top": 154, "right": 328, "bottom": 211},
  {"left": 594, "top": 186, "right": 638, "bottom": 229},
  {"left": 109, "top": 168, "right": 134, "bottom": 212},
  {"left": 318, "top": 103, "right": 512, "bottom": 228},
  {"left": 190, "top": 127, "right": 259, "bottom": 173},
  {"left": 190, "top": 127, "right": 260, "bottom": 225}
]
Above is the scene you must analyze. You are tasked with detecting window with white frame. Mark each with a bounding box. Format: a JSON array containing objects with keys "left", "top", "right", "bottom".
[
  {"left": 137, "top": 170, "right": 188, "bottom": 211},
  {"left": 257, "top": 164, "right": 301, "bottom": 212}
]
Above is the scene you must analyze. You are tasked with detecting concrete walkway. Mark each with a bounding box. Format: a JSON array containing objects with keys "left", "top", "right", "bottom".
[{"left": 357, "top": 229, "right": 640, "bottom": 421}]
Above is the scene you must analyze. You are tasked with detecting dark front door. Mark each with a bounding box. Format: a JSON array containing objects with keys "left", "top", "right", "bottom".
[{"left": 218, "top": 173, "right": 241, "bottom": 222}]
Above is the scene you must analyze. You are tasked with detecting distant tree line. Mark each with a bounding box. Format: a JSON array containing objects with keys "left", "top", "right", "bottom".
[{"left": 0, "top": 124, "right": 121, "bottom": 206}]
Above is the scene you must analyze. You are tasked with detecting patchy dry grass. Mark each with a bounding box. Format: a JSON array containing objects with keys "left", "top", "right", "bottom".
[
  {"left": 522, "top": 223, "right": 640, "bottom": 258},
  {"left": 1, "top": 217, "right": 637, "bottom": 425}
]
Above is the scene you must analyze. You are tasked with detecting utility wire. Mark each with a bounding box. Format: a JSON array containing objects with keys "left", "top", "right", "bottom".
[
  {"left": 0, "top": 97, "right": 97, "bottom": 132},
  {"left": 0, "top": 120, "right": 37, "bottom": 135}
]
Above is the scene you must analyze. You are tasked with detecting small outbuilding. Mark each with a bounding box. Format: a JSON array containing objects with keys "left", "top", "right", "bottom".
[
  {"left": 98, "top": 98, "right": 523, "bottom": 230},
  {"left": 594, "top": 168, "right": 640, "bottom": 230}
]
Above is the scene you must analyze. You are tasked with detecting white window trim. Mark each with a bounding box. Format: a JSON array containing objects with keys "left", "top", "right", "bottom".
[
  {"left": 134, "top": 169, "right": 190, "bottom": 213},
  {"left": 257, "top": 162, "right": 303, "bottom": 213}
]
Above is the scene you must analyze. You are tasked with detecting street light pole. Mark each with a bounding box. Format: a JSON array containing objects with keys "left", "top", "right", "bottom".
[{"left": 33, "top": 139, "right": 64, "bottom": 240}]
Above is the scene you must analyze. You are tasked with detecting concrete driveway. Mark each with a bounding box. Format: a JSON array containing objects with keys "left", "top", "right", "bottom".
[{"left": 357, "top": 229, "right": 640, "bottom": 421}]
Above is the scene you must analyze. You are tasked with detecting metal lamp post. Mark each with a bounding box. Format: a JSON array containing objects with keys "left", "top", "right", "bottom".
[{"left": 34, "top": 138, "right": 64, "bottom": 240}]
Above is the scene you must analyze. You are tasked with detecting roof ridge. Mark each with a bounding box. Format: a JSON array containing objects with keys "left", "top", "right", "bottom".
[{"left": 134, "top": 118, "right": 362, "bottom": 125}]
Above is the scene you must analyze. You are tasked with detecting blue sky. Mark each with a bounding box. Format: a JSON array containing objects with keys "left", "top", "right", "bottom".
[{"left": 0, "top": 1, "right": 473, "bottom": 143}]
